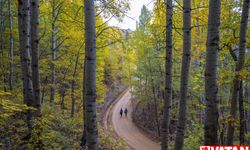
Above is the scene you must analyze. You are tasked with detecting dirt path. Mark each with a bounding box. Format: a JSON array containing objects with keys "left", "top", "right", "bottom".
[{"left": 107, "top": 89, "right": 161, "bottom": 150}]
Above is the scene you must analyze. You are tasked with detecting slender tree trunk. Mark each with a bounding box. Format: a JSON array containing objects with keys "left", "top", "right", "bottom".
[
  {"left": 30, "top": 0, "right": 40, "bottom": 111},
  {"left": 226, "top": 0, "right": 249, "bottom": 145},
  {"left": 148, "top": 58, "right": 160, "bottom": 137},
  {"left": 204, "top": 0, "right": 221, "bottom": 145},
  {"left": 41, "top": 86, "right": 45, "bottom": 103},
  {"left": 245, "top": 83, "right": 250, "bottom": 134},
  {"left": 18, "top": 0, "right": 34, "bottom": 138},
  {"left": 81, "top": 59, "right": 87, "bottom": 148},
  {"left": 30, "top": 0, "right": 42, "bottom": 147},
  {"left": 84, "top": 0, "right": 98, "bottom": 149},
  {"left": 71, "top": 51, "right": 80, "bottom": 118},
  {"left": 18, "top": 0, "right": 33, "bottom": 105},
  {"left": 152, "top": 83, "right": 160, "bottom": 136},
  {"left": 71, "top": 80, "right": 75, "bottom": 117},
  {"left": 162, "top": 0, "right": 173, "bottom": 149},
  {"left": 239, "top": 81, "right": 245, "bottom": 145},
  {"left": 0, "top": 0, "right": 3, "bottom": 89},
  {"left": 227, "top": 76, "right": 239, "bottom": 144},
  {"left": 8, "top": 0, "right": 14, "bottom": 91},
  {"left": 0, "top": 0, "right": 7, "bottom": 92},
  {"left": 41, "top": 76, "right": 47, "bottom": 104},
  {"left": 60, "top": 89, "right": 65, "bottom": 108},
  {"left": 50, "top": 1, "right": 56, "bottom": 105},
  {"left": 174, "top": 0, "right": 191, "bottom": 149},
  {"left": 59, "top": 67, "right": 69, "bottom": 110},
  {"left": 30, "top": 1, "right": 43, "bottom": 146}
]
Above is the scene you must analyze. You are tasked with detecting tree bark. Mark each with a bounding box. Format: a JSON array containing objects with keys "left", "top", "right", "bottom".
[
  {"left": 8, "top": 0, "right": 14, "bottom": 91},
  {"left": 204, "top": 0, "right": 221, "bottom": 145},
  {"left": 71, "top": 51, "right": 80, "bottom": 118},
  {"left": 50, "top": 0, "right": 56, "bottom": 105},
  {"left": 18, "top": 0, "right": 35, "bottom": 139},
  {"left": 239, "top": 81, "right": 245, "bottom": 145},
  {"left": 81, "top": 59, "right": 87, "bottom": 148},
  {"left": 59, "top": 68, "right": 69, "bottom": 111},
  {"left": 41, "top": 76, "right": 47, "bottom": 104},
  {"left": 30, "top": 0, "right": 41, "bottom": 111},
  {"left": 174, "top": 0, "right": 191, "bottom": 149},
  {"left": 18, "top": 0, "right": 33, "bottom": 106},
  {"left": 226, "top": 0, "right": 249, "bottom": 145},
  {"left": 0, "top": 0, "right": 7, "bottom": 92},
  {"left": 161, "top": 0, "right": 173, "bottom": 149},
  {"left": 245, "top": 83, "right": 250, "bottom": 134},
  {"left": 84, "top": 0, "right": 98, "bottom": 149}
]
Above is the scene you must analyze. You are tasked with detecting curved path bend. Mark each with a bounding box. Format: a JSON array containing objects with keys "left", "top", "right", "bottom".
[{"left": 104, "top": 89, "right": 160, "bottom": 150}]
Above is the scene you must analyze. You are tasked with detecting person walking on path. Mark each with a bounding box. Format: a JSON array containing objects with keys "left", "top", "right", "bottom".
[
  {"left": 124, "top": 108, "right": 128, "bottom": 117},
  {"left": 120, "top": 108, "right": 123, "bottom": 117}
]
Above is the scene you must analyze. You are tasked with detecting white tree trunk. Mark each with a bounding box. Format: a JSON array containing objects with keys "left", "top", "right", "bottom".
[
  {"left": 18, "top": 0, "right": 35, "bottom": 138},
  {"left": 81, "top": 59, "right": 87, "bottom": 148},
  {"left": 8, "top": 0, "right": 14, "bottom": 91},
  {"left": 50, "top": 0, "right": 57, "bottom": 105},
  {"left": 18, "top": 0, "right": 34, "bottom": 105},
  {"left": 31, "top": 0, "right": 41, "bottom": 111},
  {"left": 174, "top": 0, "right": 191, "bottom": 149},
  {"left": 84, "top": 0, "right": 98, "bottom": 149},
  {"left": 204, "top": 0, "right": 221, "bottom": 145},
  {"left": 161, "top": 0, "right": 173, "bottom": 149},
  {"left": 0, "top": 0, "right": 7, "bottom": 92},
  {"left": 239, "top": 81, "right": 245, "bottom": 144}
]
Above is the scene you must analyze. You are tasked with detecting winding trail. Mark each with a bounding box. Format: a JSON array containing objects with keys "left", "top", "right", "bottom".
[{"left": 104, "top": 89, "right": 161, "bottom": 150}]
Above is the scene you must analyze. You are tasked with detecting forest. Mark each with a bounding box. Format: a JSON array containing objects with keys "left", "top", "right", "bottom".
[{"left": 0, "top": 0, "right": 249, "bottom": 149}]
